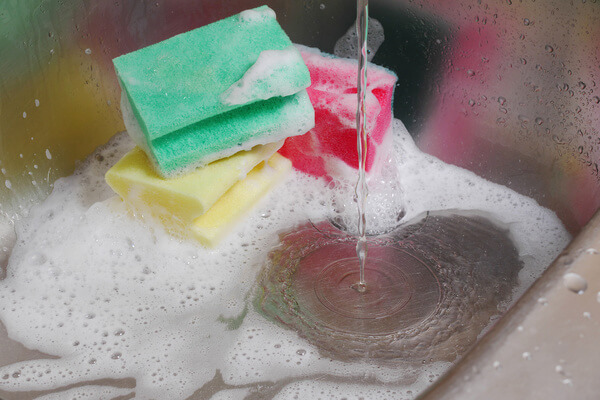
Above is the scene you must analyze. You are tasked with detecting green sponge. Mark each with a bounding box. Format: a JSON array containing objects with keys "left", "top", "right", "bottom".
[{"left": 113, "top": 6, "right": 313, "bottom": 177}]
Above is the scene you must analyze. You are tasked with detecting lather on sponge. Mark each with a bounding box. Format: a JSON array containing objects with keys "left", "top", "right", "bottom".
[
  {"left": 113, "top": 5, "right": 314, "bottom": 177},
  {"left": 279, "top": 46, "right": 397, "bottom": 180}
]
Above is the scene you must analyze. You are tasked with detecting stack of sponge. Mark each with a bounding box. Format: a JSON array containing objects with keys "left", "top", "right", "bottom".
[{"left": 106, "top": 6, "right": 314, "bottom": 246}]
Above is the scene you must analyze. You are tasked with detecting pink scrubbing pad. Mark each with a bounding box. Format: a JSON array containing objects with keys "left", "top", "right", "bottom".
[{"left": 279, "top": 46, "right": 397, "bottom": 180}]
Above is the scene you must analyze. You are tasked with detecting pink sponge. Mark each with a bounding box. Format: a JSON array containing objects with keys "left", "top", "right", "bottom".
[{"left": 279, "top": 46, "right": 397, "bottom": 180}]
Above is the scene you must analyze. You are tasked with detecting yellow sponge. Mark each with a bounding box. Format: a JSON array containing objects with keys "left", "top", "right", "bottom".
[
  {"left": 105, "top": 141, "right": 283, "bottom": 224},
  {"left": 192, "top": 153, "right": 291, "bottom": 247}
]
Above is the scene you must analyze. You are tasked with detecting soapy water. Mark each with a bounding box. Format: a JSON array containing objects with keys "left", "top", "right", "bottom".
[{"left": 0, "top": 120, "right": 570, "bottom": 399}]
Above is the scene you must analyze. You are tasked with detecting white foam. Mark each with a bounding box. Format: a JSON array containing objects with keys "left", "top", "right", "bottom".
[
  {"left": 34, "top": 385, "right": 132, "bottom": 400},
  {"left": 296, "top": 46, "right": 393, "bottom": 135},
  {"left": 239, "top": 6, "right": 276, "bottom": 23},
  {"left": 221, "top": 47, "right": 308, "bottom": 106},
  {"left": 0, "top": 121, "right": 570, "bottom": 399}
]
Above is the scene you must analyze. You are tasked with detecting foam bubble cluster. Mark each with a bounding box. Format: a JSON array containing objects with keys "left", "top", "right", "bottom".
[
  {"left": 0, "top": 120, "right": 570, "bottom": 399},
  {"left": 221, "top": 48, "right": 308, "bottom": 106}
]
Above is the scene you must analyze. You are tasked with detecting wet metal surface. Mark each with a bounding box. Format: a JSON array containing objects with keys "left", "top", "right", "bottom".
[{"left": 257, "top": 211, "right": 522, "bottom": 362}]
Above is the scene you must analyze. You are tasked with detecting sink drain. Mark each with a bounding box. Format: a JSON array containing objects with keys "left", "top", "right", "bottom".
[{"left": 256, "top": 211, "right": 521, "bottom": 362}]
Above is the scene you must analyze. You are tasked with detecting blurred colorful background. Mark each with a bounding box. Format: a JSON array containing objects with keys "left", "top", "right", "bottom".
[{"left": 1, "top": 0, "right": 599, "bottom": 233}]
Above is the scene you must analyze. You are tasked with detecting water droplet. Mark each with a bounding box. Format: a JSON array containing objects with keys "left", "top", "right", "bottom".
[
  {"left": 467, "top": 69, "right": 475, "bottom": 77},
  {"left": 522, "top": 352, "right": 532, "bottom": 360},
  {"left": 22, "top": 112, "right": 27, "bottom": 119},
  {"left": 555, "top": 365, "right": 564, "bottom": 374},
  {"left": 578, "top": 81, "right": 586, "bottom": 90},
  {"left": 85, "top": 313, "right": 96, "bottom": 319},
  {"left": 498, "top": 96, "right": 507, "bottom": 105},
  {"left": 34, "top": 99, "right": 40, "bottom": 107},
  {"left": 535, "top": 64, "right": 543, "bottom": 71},
  {"left": 517, "top": 325, "right": 524, "bottom": 332},
  {"left": 5, "top": 180, "right": 12, "bottom": 190},
  {"left": 88, "top": 358, "right": 97, "bottom": 365},
  {"left": 468, "top": 99, "right": 475, "bottom": 107},
  {"left": 537, "top": 297, "right": 548, "bottom": 306},
  {"left": 45, "top": 149, "right": 52, "bottom": 160},
  {"left": 523, "top": 18, "right": 531, "bottom": 26},
  {"left": 593, "top": 96, "right": 600, "bottom": 104},
  {"left": 493, "top": 360, "right": 501, "bottom": 369},
  {"left": 111, "top": 352, "right": 122, "bottom": 360},
  {"left": 562, "top": 378, "right": 573, "bottom": 386},
  {"left": 114, "top": 329, "right": 125, "bottom": 336},
  {"left": 520, "top": 58, "right": 527, "bottom": 65},
  {"left": 552, "top": 135, "right": 565, "bottom": 144},
  {"left": 583, "top": 311, "right": 591, "bottom": 319},
  {"left": 535, "top": 117, "right": 543, "bottom": 125},
  {"left": 518, "top": 114, "right": 529, "bottom": 123},
  {"left": 545, "top": 44, "right": 554, "bottom": 53},
  {"left": 84, "top": 48, "right": 92, "bottom": 55},
  {"left": 563, "top": 273, "right": 587, "bottom": 294},
  {"left": 320, "top": 3, "right": 325, "bottom": 10},
  {"left": 261, "top": 211, "right": 271, "bottom": 218},
  {"left": 296, "top": 349, "right": 306, "bottom": 356}
]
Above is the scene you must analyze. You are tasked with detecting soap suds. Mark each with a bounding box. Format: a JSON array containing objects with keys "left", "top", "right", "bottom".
[
  {"left": 239, "top": 6, "right": 277, "bottom": 23},
  {"left": 221, "top": 47, "right": 308, "bottom": 106},
  {"left": 0, "top": 121, "right": 570, "bottom": 399}
]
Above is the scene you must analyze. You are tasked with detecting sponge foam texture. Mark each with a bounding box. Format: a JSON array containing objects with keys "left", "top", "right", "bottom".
[{"left": 279, "top": 46, "right": 397, "bottom": 180}]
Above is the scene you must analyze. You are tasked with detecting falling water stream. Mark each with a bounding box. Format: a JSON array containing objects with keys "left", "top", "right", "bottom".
[{"left": 354, "top": 0, "right": 370, "bottom": 292}]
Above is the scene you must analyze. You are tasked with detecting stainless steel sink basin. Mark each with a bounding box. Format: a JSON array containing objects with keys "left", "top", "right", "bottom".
[{"left": 0, "top": 0, "right": 599, "bottom": 398}]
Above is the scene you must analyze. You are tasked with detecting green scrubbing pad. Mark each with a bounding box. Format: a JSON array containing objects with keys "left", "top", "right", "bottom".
[
  {"left": 121, "top": 90, "right": 313, "bottom": 175},
  {"left": 113, "top": 6, "right": 313, "bottom": 177}
]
